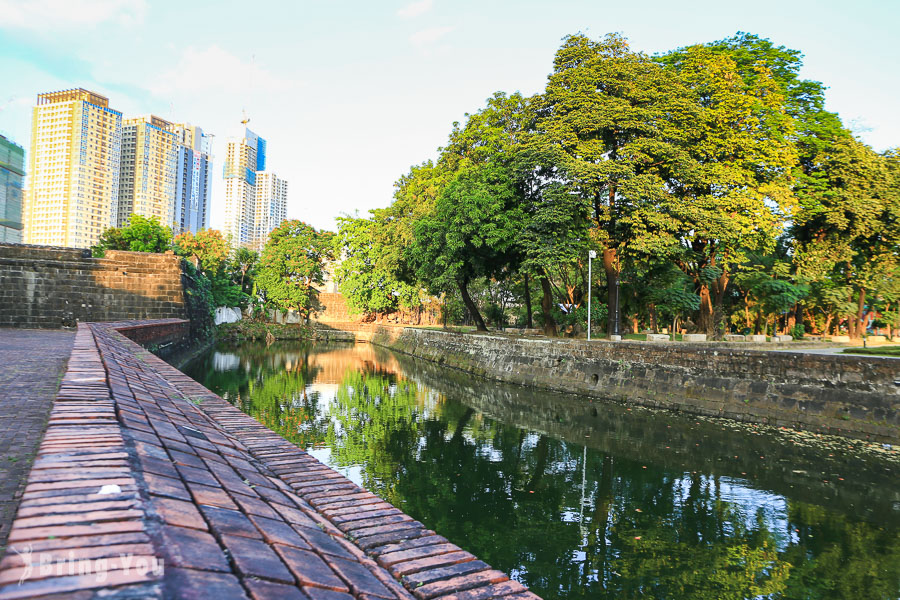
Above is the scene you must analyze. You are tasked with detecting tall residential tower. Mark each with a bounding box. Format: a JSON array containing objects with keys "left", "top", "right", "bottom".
[
  {"left": 117, "top": 115, "right": 178, "bottom": 228},
  {"left": 0, "top": 135, "right": 25, "bottom": 243},
  {"left": 173, "top": 124, "right": 212, "bottom": 234},
  {"left": 253, "top": 172, "right": 287, "bottom": 249},
  {"left": 222, "top": 126, "right": 287, "bottom": 250},
  {"left": 24, "top": 89, "right": 122, "bottom": 249},
  {"left": 223, "top": 128, "right": 265, "bottom": 247}
]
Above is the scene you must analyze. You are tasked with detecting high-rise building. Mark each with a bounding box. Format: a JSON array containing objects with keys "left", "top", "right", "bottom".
[
  {"left": 172, "top": 124, "right": 212, "bottom": 235},
  {"left": 24, "top": 89, "right": 122, "bottom": 249},
  {"left": 117, "top": 115, "right": 177, "bottom": 228},
  {"left": 253, "top": 172, "right": 287, "bottom": 250},
  {"left": 0, "top": 135, "right": 25, "bottom": 243},
  {"left": 223, "top": 128, "right": 266, "bottom": 247}
]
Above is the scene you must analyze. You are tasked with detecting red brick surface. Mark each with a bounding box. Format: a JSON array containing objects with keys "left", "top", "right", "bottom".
[{"left": 0, "top": 320, "right": 539, "bottom": 600}]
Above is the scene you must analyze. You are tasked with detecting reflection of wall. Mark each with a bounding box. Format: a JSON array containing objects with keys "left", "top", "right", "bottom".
[
  {"left": 213, "top": 352, "right": 241, "bottom": 371},
  {"left": 389, "top": 349, "right": 900, "bottom": 527},
  {"left": 307, "top": 343, "right": 401, "bottom": 383},
  {"left": 0, "top": 243, "right": 186, "bottom": 328},
  {"left": 373, "top": 328, "right": 900, "bottom": 443}
]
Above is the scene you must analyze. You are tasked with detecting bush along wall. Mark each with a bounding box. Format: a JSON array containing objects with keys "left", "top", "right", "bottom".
[{"left": 181, "top": 260, "right": 216, "bottom": 343}]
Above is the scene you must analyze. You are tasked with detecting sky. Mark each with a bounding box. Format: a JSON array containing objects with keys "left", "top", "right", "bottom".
[{"left": 1, "top": 0, "right": 897, "bottom": 232}]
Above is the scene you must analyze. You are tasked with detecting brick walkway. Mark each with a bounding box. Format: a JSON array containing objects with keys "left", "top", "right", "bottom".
[
  {"left": 0, "top": 329, "right": 74, "bottom": 556},
  {"left": 0, "top": 321, "right": 538, "bottom": 600}
]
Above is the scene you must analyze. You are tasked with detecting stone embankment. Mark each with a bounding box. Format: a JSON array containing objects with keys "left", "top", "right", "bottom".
[
  {"left": 0, "top": 243, "right": 186, "bottom": 329},
  {"left": 371, "top": 328, "right": 900, "bottom": 443},
  {"left": 0, "top": 319, "right": 537, "bottom": 600}
]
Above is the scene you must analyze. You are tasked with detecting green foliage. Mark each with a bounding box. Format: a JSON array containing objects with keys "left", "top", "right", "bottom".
[
  {"left": 256, "top": 220, "right": 334, "bottom": 318},
  {"left": 411, "top": 163, "right": 524, "bottom": 294},
  {"left": 173, "top": 228, "right": 247, "bottom": 308},
  {"left": 172, "top": 229, "right": 230, "bottom": 272},
  {"left": 180, "top": 260, "right": 215, "bottom": 341},
  {"left": 92, "top": 215, "right": 172, "bottom": 256},
  {"left": 228, "top": 247, "right": 259, "bottom": 297},
  {"left": 216, "top": 321, "right": 313, "bottom": 342},
  {"left": 321, "top": 30, "right": 899, "bottom": 339},
  {"left": 335, "top": 215, "right": 421, "bottom": 315}
]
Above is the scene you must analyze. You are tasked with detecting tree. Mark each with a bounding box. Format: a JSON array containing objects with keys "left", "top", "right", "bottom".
[
  {"left": 658, "top": 43, "right": 797, "bottom": 337},
  {"left": 173, "top": 229, "right": 247, "bottom": 308},
  {"left": 537, "top": 33, "right": 698, "bottom": 337},
  {"left": 92, "top": 215, "right": 172, "bottom": 255},
  {"left": 229, "top": 247, "right": 259, "bottom": 295},
  {"left": 256, "top": 220, "right": 334, "bottom": 320},
  {"left": 409, "top": 163, "right": 526, "bottom": 331},
  {"left": 792, "top": 138, "right": 897, "bottom": 337},
  {"left": 172, "top": 229, "right": 230, "bottom": 272}
]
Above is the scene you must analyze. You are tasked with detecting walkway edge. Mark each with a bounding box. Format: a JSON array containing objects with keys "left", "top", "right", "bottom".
[{"left": 0, "top": 320, "right": 539, "bottom": 600}]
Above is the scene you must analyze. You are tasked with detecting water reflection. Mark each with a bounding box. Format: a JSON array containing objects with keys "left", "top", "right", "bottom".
[{"left": 180, "top": 341, "right": 900, "bottom": 600}]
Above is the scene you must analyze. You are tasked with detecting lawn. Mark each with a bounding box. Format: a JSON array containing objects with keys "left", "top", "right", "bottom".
[{"left": 842, "top": 346, "right": 900, "bottom": 357}]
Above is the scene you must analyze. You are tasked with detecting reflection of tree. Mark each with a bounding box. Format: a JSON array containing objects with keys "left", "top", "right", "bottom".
[
  {"left": 182, "top": 341, "right": 329, "bottom": 447},
  {"left": 237, "top": 369, "right": 329, "bottom": 448},
  {"left": 182, "top": 343, "right": 900, "bottom": 600},
  {"left": 779, "top": 503, "right": 900, "bottom": 600}
]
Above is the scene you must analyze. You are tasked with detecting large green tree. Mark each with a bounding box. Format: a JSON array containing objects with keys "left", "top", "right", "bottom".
[
  {"left": 537, "top": 33, "right": 697, "bottom": 336},
  {"left": 409, "top": 163, "right": 525, "bottom": 331},
  {"left": 658, "top": 43, "right": 797, "bottom": 336},
  {"left": 256, "top": 220, "right": 334, "bottom": 319}
]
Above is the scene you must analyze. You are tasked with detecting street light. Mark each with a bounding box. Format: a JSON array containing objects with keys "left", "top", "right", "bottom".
[{"left": 588, "top": 250, "right": 597, "bottom": 341}]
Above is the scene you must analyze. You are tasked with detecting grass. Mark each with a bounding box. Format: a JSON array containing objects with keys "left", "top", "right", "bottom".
[
  {"left": 217, "top": 321, "right": 314, "bottom": 342},
  {"left": 842, "top": 346, "right": 900, "bottom": 357},
  {"left": 623, "top": 333, "right": 686, "bottom": 341}
]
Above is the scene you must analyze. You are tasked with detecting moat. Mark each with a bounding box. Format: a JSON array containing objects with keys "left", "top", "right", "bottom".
[{"left": 178, "top": 340, "right": 900, "bottom": 600}]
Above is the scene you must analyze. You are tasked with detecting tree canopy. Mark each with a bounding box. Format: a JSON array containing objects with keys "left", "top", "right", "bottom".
[{"left": 333, "top": 30, "right": 898, "bottom": 340}]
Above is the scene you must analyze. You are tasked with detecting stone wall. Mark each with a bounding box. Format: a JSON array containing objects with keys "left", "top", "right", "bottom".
[
  {"left": 0, "top": 243, "right": 186, "bottom": 328},
  {"left": 311, "top": 292, "right": 441, "bottom": 329},
  {"left": 372, "top": 327, "right": 900, "bottom": 443}
]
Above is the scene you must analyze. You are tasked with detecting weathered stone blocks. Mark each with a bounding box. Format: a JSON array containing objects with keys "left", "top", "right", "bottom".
[
  {"left": 0, "top": 243, "right": 187, "bottom": 328},
  {"left": 372, "top": 327, "right": 900, "bottom": 443}
]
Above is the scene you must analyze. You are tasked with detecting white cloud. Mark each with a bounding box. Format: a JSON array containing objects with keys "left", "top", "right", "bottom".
[
  {"left": 0, "top": 0, "right": 146, "bottom": 30},
  {"left": 147, "top": 45, "right": 297, "bottom": 98},
  {"left": 409, "top": 26, "right": 453, "bottom": 46},
  {"left": 397, "top": 0, "right": 432, "bottom": 18}
]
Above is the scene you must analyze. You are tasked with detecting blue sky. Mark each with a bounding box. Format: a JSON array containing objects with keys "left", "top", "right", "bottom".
[{"left": 1, "top": 0, "right": 897, "bottom": 231}]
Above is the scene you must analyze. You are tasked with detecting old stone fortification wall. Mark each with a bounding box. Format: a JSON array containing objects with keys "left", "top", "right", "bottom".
[
  {"left": 0, "top": 242, "right": 186, "bottom": 328},
  {"left": 371, "top": 327, "right": 900, "bottom": 443},
  {"left": 311, "top": 292, "right": 441, "bottom": 329}
]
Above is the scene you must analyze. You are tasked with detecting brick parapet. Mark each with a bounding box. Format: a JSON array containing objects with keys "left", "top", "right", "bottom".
[{"left": 0, "top": 320, "right": 537, "bottom": 600}]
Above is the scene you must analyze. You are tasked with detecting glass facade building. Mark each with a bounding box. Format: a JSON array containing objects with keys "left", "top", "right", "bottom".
[{"left": 0, "top": 135, "right": 25, "bottom": 243}]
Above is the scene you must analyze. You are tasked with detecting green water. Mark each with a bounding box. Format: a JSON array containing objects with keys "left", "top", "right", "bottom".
[{"left": 178, "top": 341, "right": 900, "bottom": 600}]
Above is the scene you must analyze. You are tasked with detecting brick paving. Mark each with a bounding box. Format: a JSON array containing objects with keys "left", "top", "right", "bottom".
[
  {"left": 0, "top": 329, "right": 74, "bottom": 556},
  {"left": 0, "top": 320, "right": 539, "bottom": 600}
]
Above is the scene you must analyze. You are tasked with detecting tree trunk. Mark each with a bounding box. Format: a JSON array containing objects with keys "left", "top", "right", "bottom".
[
  {"left": 539, "top": 276, "right": 558, "bottom": 337},
  {"left": 450, "top": 408, "right": 475, "bottom": 444},
  {"left": 711, "top": 274, "right": 728, "bottom": 339},
  {"left": 458, "top": 280, "right": 487, "bottom": 332},
  {"left": 649, "top": 303, "right": 658, "bottom": 333},
  {"left": 697, "top": 283, "right": 714, "bottom": 335},
  {"left": 854, "top": 288, "right": 867, "bottom": 339},
  {"left": 602, "top": 247, "right": 620, "bottom": 336},
  {"left": 524, "top": 273, "right": 533, "bottom": 329}
]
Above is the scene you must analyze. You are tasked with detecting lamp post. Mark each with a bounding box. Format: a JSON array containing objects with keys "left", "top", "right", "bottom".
[{"left": 588, "top": 250, "right": 596, "bottom": 341}]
